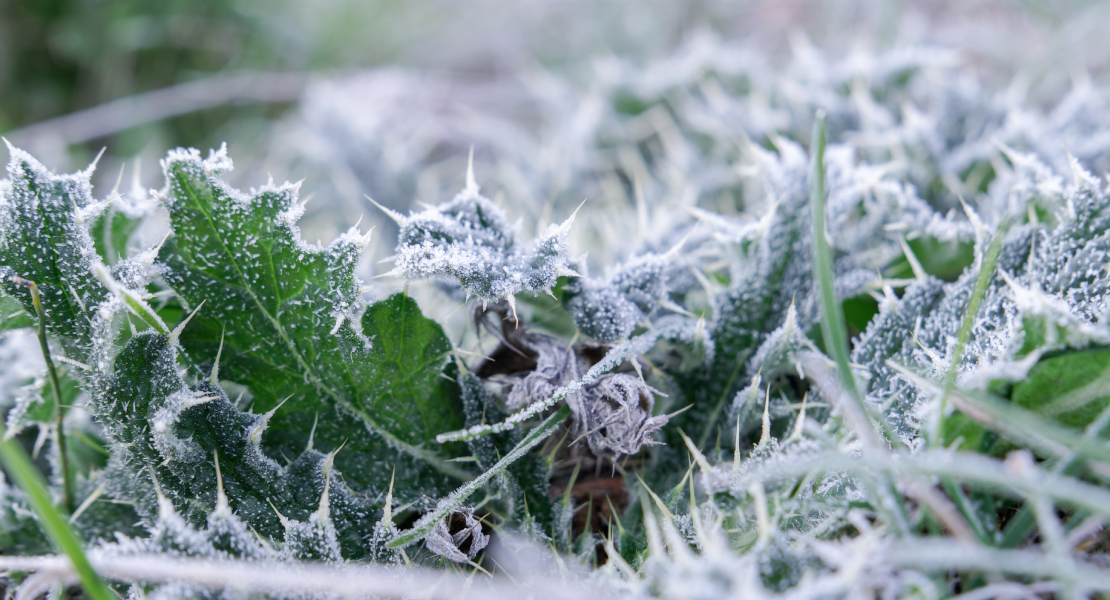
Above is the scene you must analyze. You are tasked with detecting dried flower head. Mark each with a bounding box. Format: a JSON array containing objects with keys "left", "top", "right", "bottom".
[
  {"left": 570, "top": 373, "right": 668, "bottom": 459},
  {"left": 423, "top": 507, "right": 490, "bottom": 568}
]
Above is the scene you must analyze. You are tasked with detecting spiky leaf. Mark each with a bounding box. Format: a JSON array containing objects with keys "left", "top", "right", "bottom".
[{"left": 156, "top": 147, "right": 470, "bottom": 505}]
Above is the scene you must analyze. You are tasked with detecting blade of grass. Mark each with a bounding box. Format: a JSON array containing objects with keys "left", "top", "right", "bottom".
[
  {"left": 808, "top": 111, "right": 897, "bottom": 447},
  {"left": 0, "top": 426, "right": 115, "bottom": 600},
  {"left": 931, "top": 218, "right": 1010, "bottom": 446},
  {"left": 808, "top": 112, "right": 910, "bottom": 537},
  {"left": 10, "top": 276, "right": 73, "bottom": 512}
]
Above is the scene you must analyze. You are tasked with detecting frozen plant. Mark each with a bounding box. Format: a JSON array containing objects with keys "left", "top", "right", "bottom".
[{"left": 2, "top": 36, "right": 1110, "bottom": 600}]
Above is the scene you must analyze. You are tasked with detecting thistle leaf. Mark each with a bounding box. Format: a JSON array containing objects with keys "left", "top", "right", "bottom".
[
  {"left": 156, "top": 146, "right": 470, "bottom": 506},
  {"left": 0, "top": 146, "right": 110, "bottom": 364},
  {"left": 97, "top": 330, "right": 376, "bottom": 559}
]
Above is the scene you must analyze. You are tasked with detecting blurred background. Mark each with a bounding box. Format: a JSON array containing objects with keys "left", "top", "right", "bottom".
[
  {"left": 2, "top": 0, "right": 1110, "bottom": 281},
  {"left": 4, "top": 0, "right": 1110, "bottom": 431}
]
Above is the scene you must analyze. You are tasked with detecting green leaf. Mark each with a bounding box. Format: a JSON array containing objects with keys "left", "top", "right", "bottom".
[
  {"left": 885, "top": 237, "right": 975, "bottom": 282},
  {"left": 456, "top": 367, "right": 554, "bottom": 531},
  {"left": 91, "top": 206, "right": 142, "bottom": 266},
  {"left": 157, "top": 147, "right": 470, "bottom": 505},
  {"left": 0, "top": 146, "right": 110, "bottom": 364},
  {"left": 1012, "top": 349, "right": 1110, "bottom": 432},
  {"left": 96, "top": 330, "right": 377, "bottom": 559},
  {"left": 672, "top": 142, "right": 814, "bottom": 453},
  {"left": 0, "top": 293, "right": 33, "bottom": 333}
]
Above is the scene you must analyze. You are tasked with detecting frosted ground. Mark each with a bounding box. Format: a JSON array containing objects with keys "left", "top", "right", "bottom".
[{"left": 3, "top": 1, "right": 1110, "bottom": 599}]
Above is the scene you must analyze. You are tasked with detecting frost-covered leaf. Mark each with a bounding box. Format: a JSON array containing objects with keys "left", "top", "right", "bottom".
[
  {"left": 383, "top": 174, "right": 577, "bottom": 306},
  {"left": 0, "top": 146, "right": 111, "bottom": 365},
  {"left": 3, "top": 369, "right": 80, "bottom": 440},
  {"left": 669, "top": 140, "right": 814, "bottom": 453},
  {"left": 565, "top": 253, "right": 673, "bottom": 343},
  {"left": 858, "top": 153, "right": 1110, "bottom": 442},
  {"left": 156, "top": 147, "right": 470, "bottom": 505},
  {"left": 96, "top": 330, "right": 375, "bottom": 559}
]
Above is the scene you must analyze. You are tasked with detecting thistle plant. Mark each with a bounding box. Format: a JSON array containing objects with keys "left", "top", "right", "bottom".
[{"left": 2, "top": 36, "right": 1110, "bottom": 600}]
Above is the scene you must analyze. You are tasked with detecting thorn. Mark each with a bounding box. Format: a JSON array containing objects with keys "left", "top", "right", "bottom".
[
  {"left": 359, "top": 224, "right": 375, "bottom": 247},
  {"left": 268, "top": 500, "right": 291, "bottom": 529},
  {"left": 662, "top": 222, "right": 698, "bottom": 259},
  {"left": 790, "top": 392, "right": 808, "bottom": 441},
  {"left": 87, "top": 146, "right": 107, "bottom": 174},
  {"left": 957, "top": 194, "right": 987, "bottom": 245},
  {"left": 365, "top": 195, "right": 406, "bottom": 224},
  {"left": 109, "top": 162, "right": 126, "bottom": 200},
  {"left": 69, "top": 487, "right": 105, "bottom": 525},
  {"left": 213, "top": 449, "right": 229, "bottom": 514},
  {"left": 898, "top": 236, "right": 927, "bottom": 282},
  {"left": 169, "top": 299, "right": 207, "bottom": 345},
  {"left": 182, "top": 393, "right": 220, "bottom": 408},
  {"left": 758, "top": 387, "right": 771, "bottom": 447},
  {"left": 249, "top": 394, "right": 293, "bottom": 445},
  {"left": 322, "top": 439, "right": 348, "bottom": 477},
  {"left": 317, "top": 443, "right": 347, "bottom": 519},
  {"left": 666, "top": 404, "right": 694, "bottom": 419},
  {"left": 382, "top": 468, "right": 396, "bottom": 525},
  {"left": 130, "top": 157, "right": 143, "bottom": 197},
  {"left": 677, "top": 429, "right": 713, "bottom": 474},
  {"left": 210, "top": 328, "right": 225, "bottom": 385},
  {"left": 465, "top": 146, "right": 478, "bottom": 192},
  {"left": 552, "top": 198, "right": 587, "bottom": 237},
  {"left": 306, "top": 413, "right": 318, "bottom": 453},
  {"left": 150, "top": 230, "right": 172, "bottom": 259},
  {"left": 733, "top": 409, "right": 742, "bottom": 473},
  {"left": 506, "top": 295, "right": 519, "bottom": 328}
]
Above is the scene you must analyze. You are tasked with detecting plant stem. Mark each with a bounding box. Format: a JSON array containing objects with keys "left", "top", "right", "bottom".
[{"left": 11, "top": 275, "right": 74, "bottom": 513}]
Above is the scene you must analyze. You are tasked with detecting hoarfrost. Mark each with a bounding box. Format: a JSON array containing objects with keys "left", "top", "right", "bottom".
[{"left": 384, "top": 174, "right": 577, "bottom": 306}]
